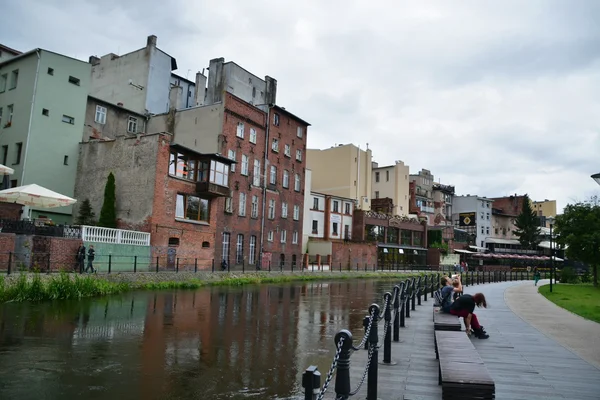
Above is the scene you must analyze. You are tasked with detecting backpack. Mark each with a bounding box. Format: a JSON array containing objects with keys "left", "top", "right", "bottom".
[{"left": 434, "top": 287, "right": 451, "bottom": 307}]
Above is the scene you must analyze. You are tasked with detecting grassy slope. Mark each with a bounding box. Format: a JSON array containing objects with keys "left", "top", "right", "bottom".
[{"left": 539, "top": 284, "right": 600, "bottom": 323}]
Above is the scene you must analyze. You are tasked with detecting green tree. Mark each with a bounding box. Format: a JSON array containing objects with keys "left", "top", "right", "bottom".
[
  {"left": 76, "top": 199, "right": 96, "bottom": 226},
  {"left": 555, "top": 198, "right": 600, "bottom": 287},
  {"left": 513, "top": 194, "right": 541, "bottom": 250},
  {"left": 98, "top": 172, "right": 117, "bottom": 228}
]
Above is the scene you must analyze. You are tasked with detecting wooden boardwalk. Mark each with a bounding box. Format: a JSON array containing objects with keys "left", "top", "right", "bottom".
[{"left": 322, "top": 281, "right": 600, "bottom": 400}]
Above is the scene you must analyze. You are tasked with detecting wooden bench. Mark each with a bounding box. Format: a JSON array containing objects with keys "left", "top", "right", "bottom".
[
  {"left": 433, "top": 306, "right": 462, "bottom": 331},
  {"left": 435, "top": 331, "right": 495, "bottom": 400}
]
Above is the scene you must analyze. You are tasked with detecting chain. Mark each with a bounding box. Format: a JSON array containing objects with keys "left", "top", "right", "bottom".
[
  {"left": 352, "top": 313, "right": 374, "bottom": 351},
  {"left": 349, "top": 343, "right": 375, "bottom": 395},
  {"left": 316, "top": 336, "right": 345, "bottom": 400}
]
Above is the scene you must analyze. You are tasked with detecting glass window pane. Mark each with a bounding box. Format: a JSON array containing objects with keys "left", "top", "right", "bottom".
[
  {"left": 169, "top": 153, "right": 176, "bottom": 175},
  {"left": 186, "top": 195, "right": 200, "bottom": 220},
  {"left": 176, "top": 194, "right": 185, "bottom": 218},
  {"left": 199, "top": 198, "right": 209, "bottom": 221}
]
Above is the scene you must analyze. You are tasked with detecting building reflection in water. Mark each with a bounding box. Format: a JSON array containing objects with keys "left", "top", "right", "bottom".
[{"left": 0, "top": 280, "right": 381, "bottom": 399}]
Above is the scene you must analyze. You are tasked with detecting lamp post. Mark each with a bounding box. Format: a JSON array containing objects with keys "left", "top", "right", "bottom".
[{"left": 547, "top": 216, "right": 555, "bottom": 292}]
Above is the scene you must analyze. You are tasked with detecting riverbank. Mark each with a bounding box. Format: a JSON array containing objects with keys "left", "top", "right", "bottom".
[{"left": 0, "top": 271, "right": 435, "bottom": 303}]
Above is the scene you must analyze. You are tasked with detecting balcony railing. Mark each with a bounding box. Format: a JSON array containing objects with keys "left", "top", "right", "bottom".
[
  {"left": 196, "top": 181, "right": 231, "bottom": 198},
  {"left": 0, "top": 219, "right": 81, "bottom": 238},
  {"left": 419, "top": 206, "right": 434, "bottom": 214},
  {"left": 81, "top": 226, "right": 150, "bottom": 246}
]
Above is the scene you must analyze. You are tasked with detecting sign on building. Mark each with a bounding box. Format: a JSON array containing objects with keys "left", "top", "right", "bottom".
[{"left": 459, "top": 212, "right": 476, "bottom": 227}]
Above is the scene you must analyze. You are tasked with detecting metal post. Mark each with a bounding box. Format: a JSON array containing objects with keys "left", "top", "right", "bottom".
[
  {"left": 356, "top": 262, "right": 359, "bottom": 272},
  {"left": 156, "top": 256, "right": 159, "bottom": 272},
  {"left": 405, "top": 280, "right": 411, "bottom": 318},
  {"left": 423, "top": 276, "right": 428, "bottom": 301},
  {"left": 211, "top": 259, "right": 215, "bottom": 272},
  {"left": 312, "top": 262, "right": 314, "bottom": 272},
  {"left": 393, "top": 285, "right": 400, "bottom": 341},
  {"left": 243, "top": 259, "right": 245, "bottom": 273},
  {"left": 363, "top": 315, "right": 370, "bottom": 350},
  {"left": 302, "top": 366, "right": 321, "bottom": 400},
  {"left": 176, "top": 258, "right": 179, "bottom": 273},
  {"left": 333, "top": 330, "right": 353, "bottom": 400},
  {"left": 280, "top": 261, "right": 283, "bottom": 272},
  {"left": 382, "top": 292, "right": 393, "bottom": 364},
  {"left": 411, "top": 278, "right": 416, "bottom": 311},
  {"left": 417, "top": 277, "right": 422, "bottom": 306},
  {"left": 367, "top": 304, "right": 380, "bottom": 400},
  {"left": 134, "top": 256, "right": 137, "bottom": 273},
  {"left": 228, "top": 260, "right": 230, "bottom": 273},
  {"left": 108, "top": 254, "right": 112, "bottom": 274},
  {"left": 46, "top": 253, "right": 51, "bottom": 274},
  {"left": 195, "top": 259, "right": 198, "bottom": 273},
  {"left": 400, "top": 283, "right": 406, "bottom": 327},
  {"left": 7, "top": 252, "right": 12, "bottom": 275}
]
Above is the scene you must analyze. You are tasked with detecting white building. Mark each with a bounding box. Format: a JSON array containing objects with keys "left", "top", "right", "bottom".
[{"left": 452, "top": 195, "right": 493, "bottom": 250}]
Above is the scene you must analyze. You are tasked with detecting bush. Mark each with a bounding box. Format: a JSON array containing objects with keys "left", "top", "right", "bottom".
[
  {"left": 580, "top": 270, "right": 592, "bottom": 283},
  {"left": 557, "top": 266, "right": 579, "bottom": 284}
]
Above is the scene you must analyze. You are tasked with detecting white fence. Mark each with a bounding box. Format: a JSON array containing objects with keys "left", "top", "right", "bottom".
[{"left": 81, "top": 225, "right": 151, "bottom": 246}]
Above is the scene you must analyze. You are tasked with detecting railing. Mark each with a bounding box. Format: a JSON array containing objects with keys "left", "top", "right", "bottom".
[
  {"left": 0, "top": 219, "right": 81, "bottom": 238},
  {"left": 300, "top": 270, "right": 546, "bottom": 399},
  {"left": 81, "top": 225, "right": 150, "bottom": 246}
]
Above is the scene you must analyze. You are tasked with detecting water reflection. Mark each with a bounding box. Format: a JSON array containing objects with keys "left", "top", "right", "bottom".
[{"left": 0, "top": 280, "right": 386, "bottom": 399}]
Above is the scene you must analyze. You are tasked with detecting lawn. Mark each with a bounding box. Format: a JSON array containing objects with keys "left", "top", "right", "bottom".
[{"left": 539, "top": 284, "right": 600, "bottom": 323}]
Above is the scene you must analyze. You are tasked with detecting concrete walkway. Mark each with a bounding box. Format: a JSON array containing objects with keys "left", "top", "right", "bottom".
[{"left": 504, "top": 280, "right": 600, "bottom": 370}]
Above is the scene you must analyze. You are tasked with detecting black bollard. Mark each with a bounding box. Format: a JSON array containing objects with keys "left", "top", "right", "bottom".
[
  {"left": 411, "top": 278, "right": 417, "bottom": 311},
  {"left": 363, "top": 315, "right": 371, "bottom": 350},
  {"left": 382, "top": 292, "right": 393, "bottom": 364},
  {"left": 405, "top": 280, "right": 411, "bottom": 319},
  {"left": 417, "top": 277, "right": 422, "bottom": 306},
  {"left": 393, "top": 284, "right": 401, "bottom": 341},
  {"left": 302, "top": 366, "right": 321, "bottom": 400},
  {"left": 400, "top": 283, "right": 407, "bottom": 327},
  {"left": 334, "top": 329, "right": 353, "bottom": 399},
  {"left": 367, "top": 304, "right": 380, "bottom": 400},
  {"left": 431, "top": 274, "right": 436, "bottom": 297},
  {"left": 423, "top": 276, "right": 428, "bottom": 301}
]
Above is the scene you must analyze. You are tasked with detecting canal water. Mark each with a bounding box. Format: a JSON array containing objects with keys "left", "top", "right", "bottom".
[{"left": 0, "top": 280, "right": 392, "bottom": 399}]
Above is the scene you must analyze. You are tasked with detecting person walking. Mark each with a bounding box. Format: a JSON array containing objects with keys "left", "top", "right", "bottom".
[
  {"left": 534, "top": 267, "right": 541, "bottom": 286},
  {"left": 449, "top": 293, "right": 489, "bottom": 339},
  {"left": 85, "top": 245, "right": 96, "bottom": 273},
  {"left": 76, "top": 245, "right": 86, "bottom": 274}
]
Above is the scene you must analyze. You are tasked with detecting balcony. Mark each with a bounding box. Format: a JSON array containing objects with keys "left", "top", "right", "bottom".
[
  {"left": 196, "top": 181, "right": 231, "bottom": 198},
  {"left": 419, "top": 206, "right": 434, "bottom": 214}
]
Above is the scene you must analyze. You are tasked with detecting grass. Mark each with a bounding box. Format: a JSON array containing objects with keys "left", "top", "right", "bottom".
[
  {"left": 539, "top": 284, "right": 600, "bottom": 323},
  {"left": 0, "top": 271, "right": 432, "bottom": 304}
]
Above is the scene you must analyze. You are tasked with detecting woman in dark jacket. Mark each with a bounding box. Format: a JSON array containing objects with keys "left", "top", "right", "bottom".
[{"left": 449, "top": 293, "right": 489, "bottom": 339}]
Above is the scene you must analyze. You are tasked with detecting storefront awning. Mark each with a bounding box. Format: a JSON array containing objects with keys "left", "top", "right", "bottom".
[
  {"left": 454, "top": 249, "right": 475, "bottom": 254},
  {"left": 486, "top": 238, "right": 521, "bottom": 245},
  {"left": 468, "top": 245, "right": 487, "bottom": 251}
]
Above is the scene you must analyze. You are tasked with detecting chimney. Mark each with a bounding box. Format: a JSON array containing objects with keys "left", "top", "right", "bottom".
[
  {"left": 88, "top": 55, "right": 100, "bottom": 65},
  {"left": 265, "top": 76, "right": 277, "bottom": 105},
  {"left": 194, "top": 71, "right": 207, "bottom": 106},
  {"left": 205, "top": 58, "right": 225, "bottom": 105},
  {"left": 147, "top": 35, "right": 157, "bottom": 47}
]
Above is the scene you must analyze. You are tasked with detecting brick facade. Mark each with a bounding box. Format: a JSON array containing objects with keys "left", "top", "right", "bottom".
[
  {"left": 331, "top": 240, "right": 377, "bottom": 269},
  {"left": 0, "top": 202, "right": 22, "bottom": 220},
  {"left": 492, "top": 195, "right": 526, "bottom": 216},
  {"left": 30, "top": 236, "right": 82, "bottom": 271}
]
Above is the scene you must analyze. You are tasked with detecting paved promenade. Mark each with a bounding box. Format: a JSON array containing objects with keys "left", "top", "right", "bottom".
[{"left": 325, "top": 280, "right": 600, "bottom": 400}]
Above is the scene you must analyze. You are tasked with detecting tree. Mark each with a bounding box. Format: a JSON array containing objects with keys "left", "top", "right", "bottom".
[
  {"left": 555, "top": 199, "right": 600, "bottom": 287},
  {"left": 98, "top": 172, "right": 117, "bottom": 228},
  {"left": 513, "top": 194, "right": 541, "bottom": 250},
  {"left": 76, "top": 199, "right": 96, "bottom": 226}
]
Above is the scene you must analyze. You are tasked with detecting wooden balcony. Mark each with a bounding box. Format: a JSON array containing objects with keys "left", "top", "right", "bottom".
[{"left": 196, "top": 181, "right": 231, "bottom": 198}]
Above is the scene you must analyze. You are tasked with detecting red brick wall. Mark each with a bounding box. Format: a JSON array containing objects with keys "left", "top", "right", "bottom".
[
  {"left": 0, "top": 202, "right": 22, "bottom": 220},
  {"left": 492, "top": 195, "right": 526, "bottom": 216},
  {"left": 331, "top": 241, "right": 377, "bottom": 269},
  {"left": 31, "top": 236, "right": 82, "bottom": 271},
  {"left": 0, "top": 233, "right": 15, "bottom": 267},
  {"left": 150, "top": 136, "right": 216, "bottom": 269}
]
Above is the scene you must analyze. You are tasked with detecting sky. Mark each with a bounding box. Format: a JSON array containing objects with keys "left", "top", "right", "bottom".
[{"left": 2, "top": 0, "right": 599, "bottom": 212}]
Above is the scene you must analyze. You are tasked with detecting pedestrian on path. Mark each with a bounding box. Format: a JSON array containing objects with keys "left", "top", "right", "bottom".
[
  {"left": 449, "top": 293, "right": 489, "bottom": 339},
  {"left": 85, "top": 245, "right": 95, "bottom": 273},
  {"left": 533, "top": 267, "right": 541, "bottom": 286}
]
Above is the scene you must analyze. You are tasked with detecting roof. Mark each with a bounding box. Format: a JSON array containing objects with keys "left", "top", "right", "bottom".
[
  {"left": 487, "top": 238, "right": 521, "bottom": 245},
  {"left": 0, "top": 44, "right": 21, "bottom": 55},
  {"left": 310, "top": 191, "right": 356, "bottom": 202},
  {"left": 88, "top": 95, "right": 145, "bottom": 117},
  {"left": 0, "top": 48, "right": 90, "bottom": 68},
  {"left": 271, "top": 104, "right": 311, "bottom": 126}
]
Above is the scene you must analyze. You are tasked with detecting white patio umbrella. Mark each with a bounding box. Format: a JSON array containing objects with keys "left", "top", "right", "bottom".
[
  {"left": 0, "top": 164, "right": 14, "bottom": 175},
  {"left": 0, "top": 184, "right": 76, "bottom": 208}
]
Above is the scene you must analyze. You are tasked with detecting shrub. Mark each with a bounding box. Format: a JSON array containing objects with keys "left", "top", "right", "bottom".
[{"left": 558, "top": 266, "right": 579, "bottom": 284}]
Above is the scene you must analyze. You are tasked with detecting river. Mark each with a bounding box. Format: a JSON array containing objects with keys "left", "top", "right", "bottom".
[{"left": 0, "top": 279, "right": 392, "bottom": 399}]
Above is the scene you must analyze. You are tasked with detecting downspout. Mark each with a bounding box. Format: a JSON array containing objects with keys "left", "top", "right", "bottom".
[
  {"left": 21, "top": 49, "right": 41, "bottom": 219},
  {"left": 356, "top": 145, "right": 360, "bottom": 206},
  {"left": 259, "top": 105, "right": 271, "bottom": 268}
]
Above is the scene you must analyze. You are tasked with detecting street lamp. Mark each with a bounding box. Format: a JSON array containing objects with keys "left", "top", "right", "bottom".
[
  {"left": 547, "top": 216, "right": 555, "bottom": 292},
  {"left": 592, "top": 173, "right": 600, "bottom": 186}
]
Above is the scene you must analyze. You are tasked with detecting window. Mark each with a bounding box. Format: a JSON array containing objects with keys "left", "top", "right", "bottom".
[
  {"left": 481, "top": 226, "right": 484, "bottom": 234},
  {"left": 293, "top": 205, "right": 300, "bottom": 220},
  {"left": 486, "top": 227, "right": 490, "bottom": 235},
  {"left": 228, "top": 150, "right": 236, "bottom": 172},
  {"left": 332, "top": 222, "right": 339, "bottom": 236},
  {"left": 62, "top": 115, "right": 75, "bottom": 124},
  {"left": 68, "top": 76, "right": 80, "bottom": 86},
  {"left": 297, "top": 126, "right": 303, "bottom": 138},
  {"left": 294, "top": 174, "right": 301, "bottom": 191},
  {"left": 344, "top": 225, "right": 350, "bottom": 240},
  {"left": 345, "top": 203, "right": 351, "bottom": 214},
  {"left": 63, "top": 155, "right": 68, "bottom": 165},
  {"left": 95, "top": 105, "right": 107, "bottom": 124},
  {"left": 486, "top": 213, "right": 490, "bottom": 220},
  {"left": 375, "top": 172, "right": 380, "bottom": 182},
  {"left": 280, "top": 230, "right": 287, "bottom": 243},
  {"left": 0, "top": 74, "right": 7, "bottom": 92},
  {"left": 42, "top": 109, "right": 49, "bottom": 116},
  {"left": 175, "top": 193, "right": 209, "bottom": 222},
  {"left": 249, "top": 128, "right": 257, "bottom": 143},
  {"left": 274, "top": 113, "right": 280, "bottom": 126},
  {"left": 204, "top": 160, "right": 229, "bottom": 186},
  {"left": 333, "top": 200, "right": 339, "bottom": 213},
  {"left": 486, "top": 203, "right": 490, "bottom": 208},
  {"left": 271, "top": 138, "right": 279, "bottom": 152},
  {"left": 202, "top": 241, "right": 210, "bottom": 248},
  {"left": 312, "top": 220, "right": 318, "bottom": 234},
  {"left": 268, "top": 230, "right": 274, "bottom": 242},
  {"left": 480, "top": 212, "right": 484, "bottom": 219},
  {"left": 6, "top": 104, "right": 14, "bottom": 126},
  {"left": 495, "top": 228, "right": 499, "bottom": 235},
  {"left": 375, "top": 191, "right": 379, "bottom": 199},
  {"left": 292, "top": 231, "right": 298, "bottom": 244},
  {"left": 386, "top": 170, "right": 389, "bottom": 181},
  {"left": 283, "top": 170, "right": 289, "bottom": 188},
  {"left": 9, "top": 70, "right": 18, "bottom": 90},
  {"left": 236, "top": 234, "right": 244, "bottom": 264},
  {"left": 238, "top": 192, "right": 247, "bottom": 216},
  {"left": 241, "top": 155, "right": 249, "bottom": 175},
  {"left": 10, "top": 180, "right": 17, "bottom": 188},
  {"left": 47, "top": 68, "right": 54, "bottom": 76},
  {"left": 1, "top": 146, "right": 7, "bottom": 165},
  {"left": 14, "top": 142, "right": 22, "bottom": 165},
  {"left": 251, "top": 195, "right": 259, "bottom": 218},
  {"left": 269, "top": 165, "right": 277, "bottom": 185},
  {"left": 225, "top": 197, "right": 233, "bottom": 213},
  {"left": 282, "top": 202, "right": 288, "bottom": 218},
  {"left": 313, "top": 197, "right": 319, "bottom": 210},
  {"left": 253, "top": 160, "right": 260, "bottom": 186},
  {"left": 236, "top": 122, "right": 244, "bottom": 138},
  {"left": 296, "top": 149, "right": 302, "bottom": 162},
  {"left": 127, "top": 116, "right": 138, "bottom": 133},
  {"left": 268, "top": 199, "right": 275, "bottom": 219},
  {"left": 249, "top": 236, "right": 257, "bottom": 264},
  {"left": 222, "top": 233, "right": 230, "bottom": 263},
  {"left": 284, "top": 144, "right": 291, "bottom": 157}
]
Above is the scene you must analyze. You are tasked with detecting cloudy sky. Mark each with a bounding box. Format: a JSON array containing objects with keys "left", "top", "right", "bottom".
[{"left": 2, "top": 0, "right": 599, "bottom": 211}]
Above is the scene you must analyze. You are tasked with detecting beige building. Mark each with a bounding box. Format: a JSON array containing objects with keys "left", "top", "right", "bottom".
[
  {"left": 531, "top": 199, "right": 557, "bottom": 227},
  {"left": 306, "top": 144, "right": 372, "bottom": 210},
  {"left": 371, "top": 160, "right": 410, "bottom": 216}
]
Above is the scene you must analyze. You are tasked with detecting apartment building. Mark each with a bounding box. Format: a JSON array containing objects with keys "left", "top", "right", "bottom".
[
  {"left": 0, "top": 44, "right": 21, "bottom": 63},
  {"left": 432, "top": 183, "right": 455, "bottom": 226},
  {"left": 0, "top": 48, "right": 90, "bottom": 223},
  {"left": 371, "top": 160, "right": 410, "bottom": 216},
  {"left": 452, "top": 195, "right": 493, "bottom": 250},
  {"left": 531, "top": 199, "right": 557, "bottom": 227},
  {"left": 306, "top": 143, "right": 372, "bottom": 210},
  {"left": 409, "top": 168, "right": 435, "bottom": 224}
]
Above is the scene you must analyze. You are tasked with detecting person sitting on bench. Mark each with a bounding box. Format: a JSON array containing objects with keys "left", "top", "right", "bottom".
[
  {"left": 435, "top": 275, "right": 463, "bottom": 313},
  {"left": 449, "top": 293, "right": 489, "bottom": 339}
]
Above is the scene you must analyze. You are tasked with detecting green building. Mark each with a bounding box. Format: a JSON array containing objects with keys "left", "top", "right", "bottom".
[{"left": 0, "top": 48, "right": 90, "bottom": 223}]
